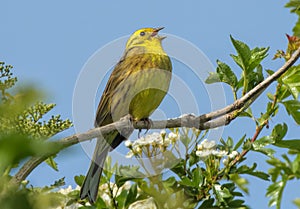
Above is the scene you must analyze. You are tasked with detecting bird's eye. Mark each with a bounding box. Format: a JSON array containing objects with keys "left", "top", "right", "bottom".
[{"left": 140, "top": 31, "right": 145, "bottom": 36}]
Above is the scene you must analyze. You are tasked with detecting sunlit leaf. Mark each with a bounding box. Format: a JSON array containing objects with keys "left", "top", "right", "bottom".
[{"left": 282, "top": 100, "right": 300, "bottom": 124}]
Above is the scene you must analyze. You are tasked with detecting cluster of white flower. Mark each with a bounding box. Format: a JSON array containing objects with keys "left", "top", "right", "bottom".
[
  {"left": 222, "top": 150, "right": 239, "bottom": 165},
  {"left": 195, "top": 139, "right": 227, "bottom": 159},
  {"left": 98, "top": 181, "right": 131, "bottom": 206},
  {"left": 55, "top": 185, "right": 82, "bottom": 209},
  {"left": 125, "top": 130, "right": 179, "bottom": 158},
  {"left": 55, "top": 182, "right": 134, "bottom": 209},
  {"left": 195, "top": 139, "right": 239, "bottom": 163}
]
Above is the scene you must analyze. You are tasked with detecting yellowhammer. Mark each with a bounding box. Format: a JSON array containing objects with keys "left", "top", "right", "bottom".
[{"left": 80, "top": 27, "right": 172, "bottom": 203}]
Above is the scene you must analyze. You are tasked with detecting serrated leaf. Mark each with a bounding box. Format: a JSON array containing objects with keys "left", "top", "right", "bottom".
[
  {"left": 215, "top": 60, "right": 238, "bottom": 88},
  {"left": 205, "top": 72, "right": 221, "bottom": 84},
  {"left": 45, "top": 156, "right": 58, "bottom": 171},
  {"left": 267, "top": 157, "right": 294, "bottom": 181},
  {"left": 50, "top": 177, "right": 65, "bottom": 188},
  {"left": 282, "top": 100, "right": 300, "bottom": 124},
  {"left": 229, "top": 174, "right": 249, "bottom": 194},
  {"left": 271, "top": 123, "right": 288, "bottom": 142},
  {"left": 253, "top": 136, "right": 275, "bottom": 157},
  {"left": 248, "top": 47, "right": 269, "bottom": 73},
  {"left": 266, "top": 177, "right": 288, "bottom": 209},
  {"left": 230, "top": 35, "right": 251, "bottom": 70},
  {"left": 282, "top": 66, "right": 300, "bottom": 99}
]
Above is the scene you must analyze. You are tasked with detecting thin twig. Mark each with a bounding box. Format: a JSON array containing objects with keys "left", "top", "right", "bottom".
[{"left": 11, "top": 47, "right": 300, "bottom": 185}]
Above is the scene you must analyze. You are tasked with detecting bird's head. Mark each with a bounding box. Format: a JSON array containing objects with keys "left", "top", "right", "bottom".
[{"left": 125, "top": 27, "right": 166, "bottom": 52}]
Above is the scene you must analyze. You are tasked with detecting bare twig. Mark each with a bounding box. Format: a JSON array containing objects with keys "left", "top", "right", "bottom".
[{"left": 11, "top": 47, "right": 300, "bottom": 185}]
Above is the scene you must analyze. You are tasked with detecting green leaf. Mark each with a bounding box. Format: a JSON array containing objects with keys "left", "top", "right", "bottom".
[
  {"left": 226, "top": 136, "right": 234, "bottom": 148},
  {"left": 248, "top": 47, "right": 269, "bottom": 73},
  {"left": 74, "top": 175, "right": 85, "bottom": 187},
  {"left": 125, "top": 184, "right": 138, "bottom": 207},
  {"left": 213, "top": 184, "right": 232, "bottom": 205},
  {"left": 285, "top": 1, "right": 300, "bottom": 36},
  {"left": 281, "top": 66, "right": 300, "bottom": 99},
  {"left": 94, "top": 196, "right": 108, "bottom": 209},
  {"left": 198, "top": 198, "right": 214, "bottom": 208},
  {"left": 179, "top": 176, "right": 195, "bottom": 187},
  {"left": 45, "top": 156, "right": 58, "bottom": 171},
  {"left": 163, "top": 177, "right": 176, "bottom": 187},
  {"left": 192, "top": 167, "right": 203, "bottom": 187},
  {"left": 0, "top": 134, "right": 59, "bottom": 173},
  {"left": 274, "top": 139, "right": 300, "bottom": 151},
  {"left": 292, "top": 154, "right": 300, "bottom": 175},
  {"left": 233, "top": 135, "right": 246, "bottom": 150},
  {"left": 214, "top": 60, "right": 238, "bottom": 88},
  {"left": 238, "top": 108, "right": 253, "bottom": 118},
  {"left": 267, "top": 156, "right": 295, "bottom": 182},
  {"left": 253, "top": 137, "right": 275, "bottom": 157},
  {"left": 230, "top": 35, "right": 251, "bottom": 71},
  {"left": 115, "top": 189, "right": 128, "bottom": 208},
  {"left": 247, "top": 64, "right": 264, "bottom": 91},
  {"left": 229, "top": 174, "right": 249, "bottom": 194},
  {"left": 271, "top": 123, "right": 288, "bottom": 142},
  {"left": 50, "top": 177, "right": 65, "bottom": 188},
  {"left": 205, "top": 72, "right": 221, "bottom": 84},
  {"left": 171, "top": 159, "right": 186, "bottom": 177},
  {"left": 277, "top": 85, "right": 292, "bottom": 102},
  {"left": 266, "top": 176, "right": 288, "bottom": 209},
  {"left": 293, "top": 198, "right": 300, "bottom": 207},
  {"left": 236, "top": 164, "right": 269, "bottom": 181},
  {"left": 115, "top": 165, "right": 144, "bottom": 187},
  {"left": 282, "top": 99, "right": 300, "bottom": 124}
]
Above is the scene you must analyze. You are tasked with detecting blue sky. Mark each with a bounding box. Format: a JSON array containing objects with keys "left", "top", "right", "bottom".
[{"left": 1, "top": 0, "right": 299, "bottom": 208}]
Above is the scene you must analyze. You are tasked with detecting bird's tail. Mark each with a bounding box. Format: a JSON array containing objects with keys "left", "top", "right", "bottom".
[
  {"left": 79, "top": 137, "right": 109, "bottom": 204},
  {"left": 80, "top": 131, "right": 125, "bottom": 204}
]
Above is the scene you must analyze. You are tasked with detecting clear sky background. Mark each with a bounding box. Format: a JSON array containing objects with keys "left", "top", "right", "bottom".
[{"left": 1, "top": 1, "right": 300, "bottom": 208}]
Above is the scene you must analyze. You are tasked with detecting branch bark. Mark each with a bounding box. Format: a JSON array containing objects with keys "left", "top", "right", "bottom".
[{"left": 11, "top": 47, "right": 300, "bottom": 185}]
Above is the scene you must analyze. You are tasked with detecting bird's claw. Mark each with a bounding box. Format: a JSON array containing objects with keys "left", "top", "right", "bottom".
[{"left": 138, "top": 118, "right": 153, "bottom": 138}]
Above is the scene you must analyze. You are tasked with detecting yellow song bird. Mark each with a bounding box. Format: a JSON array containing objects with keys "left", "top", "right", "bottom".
[{"left": 80, "top": 27, "right": 172, "bottom": 203}]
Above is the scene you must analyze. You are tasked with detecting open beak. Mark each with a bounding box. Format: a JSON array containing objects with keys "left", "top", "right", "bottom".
[{"left": 152, "top": 27, "right": 166, "bottom": 40}]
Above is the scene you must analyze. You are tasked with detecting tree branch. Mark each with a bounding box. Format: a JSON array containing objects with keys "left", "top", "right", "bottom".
[{"left": 11, "top": 47, "right": 300, "bottom": 185}]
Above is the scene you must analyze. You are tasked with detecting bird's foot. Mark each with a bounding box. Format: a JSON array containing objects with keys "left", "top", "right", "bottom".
[{"left": 138, "top": 118, "right": 153, "bottom": 138}]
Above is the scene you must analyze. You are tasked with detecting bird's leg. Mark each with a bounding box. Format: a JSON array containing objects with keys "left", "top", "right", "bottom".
[{"left": 138, "top": 118, "right": 153, "bottom": 137}]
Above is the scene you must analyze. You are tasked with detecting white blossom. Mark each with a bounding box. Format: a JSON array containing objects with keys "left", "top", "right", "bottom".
[
  {"left": 125, "top": 140, "right": 132, "bottom": 147},
  {"left": 201, "top": 139, "right": 216, "bottom": 149},
  {"left": 57, "top": 185, "right": 73, "bottom": 195},
  {"left": 223, "top": 158, "right": 229, "bottom": 165},
  {"left": 212, "top": 150, "right": 228, "bottom": 158},
  {"left": 228, "top": 150, "right": 239, "bottom": 159},
  {"left": 196, "top": 150, "right": 212, "bottom": 158},
  {"left": 160, "top": 129, "right": 166, "bottom": 136}
]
